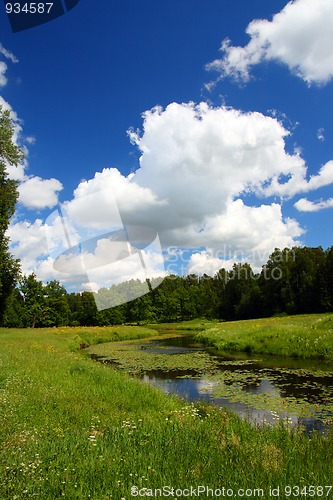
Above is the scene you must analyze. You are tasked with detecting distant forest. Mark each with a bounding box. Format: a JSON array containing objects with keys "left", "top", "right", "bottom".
[{"left": 2, "top": 245, "right": 333, "bottom": 328}]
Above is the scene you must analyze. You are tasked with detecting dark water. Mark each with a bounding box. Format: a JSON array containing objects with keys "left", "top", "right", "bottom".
[{"left": 90, "top": 334, "right": 333, "bottom": 433}]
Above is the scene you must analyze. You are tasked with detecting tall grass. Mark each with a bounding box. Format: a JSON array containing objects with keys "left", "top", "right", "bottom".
[
  {"left": 49, "top": 324, "right": 161, "bottom": 351},
  {"left": 195, "top": 314, "right": 333, "bottom": 360},
  {"left": 0, "top": 325, "right": 332, "bottom": 499}
]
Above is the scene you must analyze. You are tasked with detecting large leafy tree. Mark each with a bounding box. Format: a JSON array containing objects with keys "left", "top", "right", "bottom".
[
  {"left": 19, "top": 273, "right": 45, "bottom": 328},
  {"left": 0, "top": 105, "right": 23, "bottom": 324},
  {"left": 43, "top": 280, "right": 70, "bottom": 326}
]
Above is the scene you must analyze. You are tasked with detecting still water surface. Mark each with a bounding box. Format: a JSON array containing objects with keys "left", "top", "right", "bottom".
[{"left": 89, "top": 333, "right": 333, "bottom": 433}]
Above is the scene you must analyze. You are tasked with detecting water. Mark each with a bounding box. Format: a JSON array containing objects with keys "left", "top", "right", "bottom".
[{"left": 89, "top": 333, "right": 333, "bottom": 432}]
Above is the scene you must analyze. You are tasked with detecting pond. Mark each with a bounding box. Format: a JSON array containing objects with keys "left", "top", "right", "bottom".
[{"left": 87, "top": 332, "right": 333, "bottom": 433}]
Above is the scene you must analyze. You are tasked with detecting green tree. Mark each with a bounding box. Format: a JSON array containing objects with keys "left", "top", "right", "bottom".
[
  {"left": 76, "top": 291, "right": 98, "bottom": 326},
  {"left": 222, "top": 263, "right": 261, "bottom": 320},
  {"left": 96, "top": 305, "right": 126, "bottom": 326},
  {"left": 260, "top": 248, "right": 295, "bottom": 316},
  {"left": 198, "top": 274, "right": 220, "bottom": 319},
  {"left": 127, "top": 294, "right": 155, "bottom": 324},
  {"left": 2, "top": 288, "right": 24, "bottom": 327},
  {"left": 19, "top": 273, "right": 45, "bottom": 328},
  {"left": 43, "top": 280, "right": 70, "bottom": 326},
  {"left": 322, "top": 246, "right": 333, "bottom": 311},
  {"left": 0, "top": 106, "right": 23, "bottom": 324},
  {"left": 290, "top": 247, "right": 326, "bottom": 313},
  {"left": 261, "top": 247, "right": 326, "bottom": 316}
]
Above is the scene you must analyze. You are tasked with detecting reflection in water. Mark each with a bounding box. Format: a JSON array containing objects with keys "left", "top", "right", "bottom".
[
  {"left": 90, "top": 334, "right": 333, "bottom": 433},
  {"left": 143, "top": 371, "right": 329, "bottom": 433},
  {"left": 141, "top": 337, "right": 333, "bottom": 433}
]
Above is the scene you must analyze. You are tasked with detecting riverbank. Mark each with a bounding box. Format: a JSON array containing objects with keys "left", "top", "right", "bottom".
[
  {"left": 1, "top": 325, "right": 333, "bottom": 498},
  {"left": 193, "top": 314, "right": 333, "bottom": 360}
]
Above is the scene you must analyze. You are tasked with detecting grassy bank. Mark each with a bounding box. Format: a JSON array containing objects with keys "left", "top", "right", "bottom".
[
  {"left": 0, "top": 325, "right": 333, "bottom": 499},
  {"left": 195, "top": 313, "right": 333, "bottom": 360}
]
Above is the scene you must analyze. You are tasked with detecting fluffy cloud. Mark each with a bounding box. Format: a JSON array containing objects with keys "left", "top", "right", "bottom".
[
  {"left": 130, "top": 102, "right": 333, "bottom": 214},
  {"left": 8, "top": 101, "right": 331, "bottom": 286},
  {"left": 261, "top": 160, "right": 333, "bottom": 198},
  {"left": 294, "top": 197, "right": 333, "bottom": 212},
  {"left": 59, "top": 102, "right": 309, "bottom": 246},
  {"left": 187, "top": 251, "right": 233, "bottom": 277},
  {"left": 8, "top": 220, "right": 56, "bottom": 279},
  {"left": 8, "top": 219, "right": 50, "bottom": 264},
  {"left": 8, "top": 215, "right": 77, "bottom": 274},
  {"left": 207, "top": 0, "right": 333, "bottom": 86},
  {"left": 18, "top": 176, "right": 63, "bottom": 209},
  {"left": 198, "top": 200, "right": 302, "bottom": 255},
  {"left": 52, "top": 102, "right": 308, "bottom": 280},
  {"left": 64, "top": 168, "right": 165, "bottom": 230},
  {"left": 305, "top": 161, "right": 333, "bottom": 191},
  {"left": 0, "top": 43, "right": 18, "bottom": 87},
  {"left": 187, "top": 200, "right": 303, "bottom": 275},
  {"left": 131, "top": 103, "right": 302, "bottom": 211}
]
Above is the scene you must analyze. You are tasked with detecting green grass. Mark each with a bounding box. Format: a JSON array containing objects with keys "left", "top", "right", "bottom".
[
  {"left": 50, "top": 324, "right": 162, "bottom": 351},
  {"left": 146, "top": 318, "right": 219, "bottom": 332},
  {"left": 0, "top": 324, "right": 333, "bottom": 499},
  {"left": 195, "top": 313, "right": 333, "bottom": 360}
]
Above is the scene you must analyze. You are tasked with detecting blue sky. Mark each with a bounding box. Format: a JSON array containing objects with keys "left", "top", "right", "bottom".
[{"left": 1, "top": 0, "right": 333, "bottom": 291}]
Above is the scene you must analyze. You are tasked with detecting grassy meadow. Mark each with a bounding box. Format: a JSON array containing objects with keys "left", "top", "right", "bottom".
[
  {"left": 192, "top": 314, "right": 333, "bottom": 360},
  {"left": 1, "top": 321, "right": 333, "bottom": 498}
]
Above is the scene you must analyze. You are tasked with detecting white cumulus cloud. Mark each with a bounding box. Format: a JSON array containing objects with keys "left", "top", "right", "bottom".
[
  {"left": 187, "top": 251, "right": 234, "bottom": 277},
  {"left": 18, "top": 176, "right": 63, "bottom": 209},
  {"left": 294, "top": 197, "right": 333, "bottom": 212},
  {"left": 55, "top": 102, "right": 308, "bottom": 278},
  {"left": 64, "top": 167, "right": 166, "bottom": 230},
  {"left": 207, "top": 0, "right": 333, "bottom": 86}
]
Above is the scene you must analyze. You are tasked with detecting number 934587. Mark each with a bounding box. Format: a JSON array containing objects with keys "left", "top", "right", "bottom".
[{"left": 6, "top": 3, "right": 53, "bottom": 14}]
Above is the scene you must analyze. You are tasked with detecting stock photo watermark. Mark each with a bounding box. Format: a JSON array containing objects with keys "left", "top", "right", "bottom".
[
  {"left": 3, "top": 0, "right": 80, "bottom": 32},
  {"left": 130, "top": 484, "right": 333, "bottom": 498},
  {"left": 45, "top": 190, "right": 165, "bottom": 311}
]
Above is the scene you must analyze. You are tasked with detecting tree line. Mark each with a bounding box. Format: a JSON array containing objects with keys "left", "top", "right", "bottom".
[
  {"left": 1, "top": 105, "right": 333, "bottom": 328},
  {"left": 1, "top": 244, "right": 333, "bottom": 328}
]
